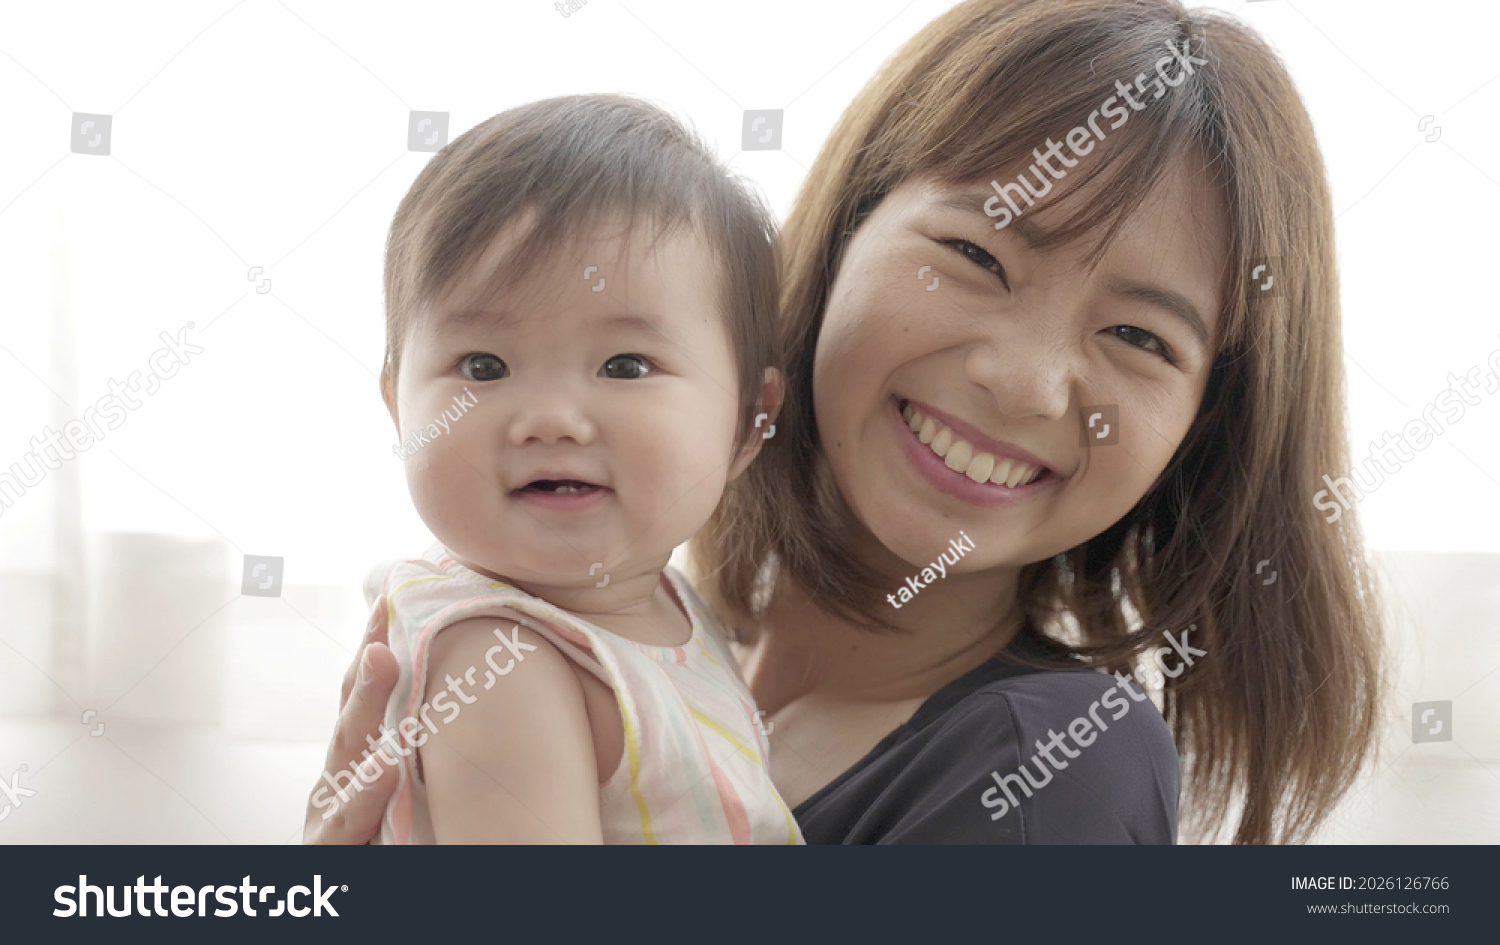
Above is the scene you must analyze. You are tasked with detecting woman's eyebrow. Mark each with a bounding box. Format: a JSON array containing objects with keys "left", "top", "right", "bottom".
[
  {"left": 1102, "top": 276, "right": 1211, "bottom": 348},
  {"left": 936, "top": 193, "right": 1212, "bottom": 349},
  {"left": 935, "top": 192, "right": 1048, "bottom": 249}
]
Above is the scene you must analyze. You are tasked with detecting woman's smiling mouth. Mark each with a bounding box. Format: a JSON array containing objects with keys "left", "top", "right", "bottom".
[{"left": 892, "top": 396, "right": 1060, "bottom": 505}]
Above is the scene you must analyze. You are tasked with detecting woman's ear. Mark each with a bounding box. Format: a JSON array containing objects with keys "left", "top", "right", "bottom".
[{"left": 727, "top": 367, "right": 785, "bottom": 482}]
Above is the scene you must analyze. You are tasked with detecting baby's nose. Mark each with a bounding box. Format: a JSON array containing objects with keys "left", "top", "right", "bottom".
[{"left": 507, "top": 398, "right": 596, "bottom": 446}]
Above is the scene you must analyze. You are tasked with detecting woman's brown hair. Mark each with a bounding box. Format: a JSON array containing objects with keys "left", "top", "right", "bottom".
[{"left": 690, "top": 0, "right": 1385, "bottom": 844}]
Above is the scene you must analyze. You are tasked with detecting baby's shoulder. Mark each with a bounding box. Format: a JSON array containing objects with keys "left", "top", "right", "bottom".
[
  {"left": 663, "top": 565, "right": 734, "bottom": 648},
  {"left": 365, "top": 551, "right": 542, "bottom": 658}
]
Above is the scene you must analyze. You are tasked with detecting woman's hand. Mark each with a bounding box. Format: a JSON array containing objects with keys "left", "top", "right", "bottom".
[{"left": 302, "top": 596, "right": 402, "bottom": 843}]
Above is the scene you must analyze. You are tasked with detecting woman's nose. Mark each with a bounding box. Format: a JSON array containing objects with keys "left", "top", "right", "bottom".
[{"left": 965, "top": 322, "right": 1076, "bottom": 422}]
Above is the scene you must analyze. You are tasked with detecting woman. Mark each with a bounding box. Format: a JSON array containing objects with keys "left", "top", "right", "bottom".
[{"left": 307, "top": 0, "right": 1383, "bottom": 844}]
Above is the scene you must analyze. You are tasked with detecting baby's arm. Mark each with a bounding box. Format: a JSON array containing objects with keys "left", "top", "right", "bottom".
[{"left": 420, "top": 617, "right": 603, "bottom": 844}]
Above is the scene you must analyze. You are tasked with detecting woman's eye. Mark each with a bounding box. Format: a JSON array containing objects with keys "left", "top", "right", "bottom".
[
  {"left": 940, "top": 238, "right": 1009, "bottom": 289},
  {"left": 460, "top": 353, "right": 509, "bottom": 381},
  {"left": 600, "top": 354, "right": 652, "bottom": 380},
  {"left": 1109, "top": 325, "right": 1174, "bottom": 363}
]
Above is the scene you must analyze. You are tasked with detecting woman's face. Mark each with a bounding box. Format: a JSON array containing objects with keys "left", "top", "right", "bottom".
[{"left": 812, "top": 153, "right": 1227, "bottom": 575}]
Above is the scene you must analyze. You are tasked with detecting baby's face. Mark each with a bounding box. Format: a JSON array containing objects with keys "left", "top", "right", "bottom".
[{"left": 388, "top": 215, "right": 750, "bottom": 592}]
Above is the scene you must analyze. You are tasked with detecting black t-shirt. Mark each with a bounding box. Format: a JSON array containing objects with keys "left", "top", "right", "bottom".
[{"left": 792, "top": 633, "right": 1180, "bottom": 844}]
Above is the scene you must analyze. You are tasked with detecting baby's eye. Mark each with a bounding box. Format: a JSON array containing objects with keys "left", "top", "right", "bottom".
[
  {"left": 1108, "top": 325, "right": 1174, "bottom": 363},
  {"left": 600, "top": 354, "right": 653, "bottom": 380},
  {"left": 461, "top": 353, "right": 509, "bottom": 381}
]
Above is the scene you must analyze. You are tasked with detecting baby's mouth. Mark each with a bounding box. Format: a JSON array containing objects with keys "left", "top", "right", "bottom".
[{"left": 514, "top": 479, "right": 605, "bottom": 496}]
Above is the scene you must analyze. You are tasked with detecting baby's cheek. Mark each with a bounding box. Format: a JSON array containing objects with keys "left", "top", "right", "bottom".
[
  {"left": 628, "top": 431, "right": 729, "bottom": 523},
  {"left": 407, "top": 456, "right": 480, "bottom": 531}
]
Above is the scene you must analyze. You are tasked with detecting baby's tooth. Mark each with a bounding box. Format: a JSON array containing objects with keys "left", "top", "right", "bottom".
[
  {"left": 944, "top": 439, "right": 973, "bottom": 472},
  {"left": 902, "top": 403, "right": 914, "bottom": 423},
  {"left": 918, "top": 418, "right": 936, "bottom": 444},
  {"left": 930, "top": 428, "right": 953, "bottom": 457},
  {"left": 1005, "top": 463, "right": 1030, "bottom": 488},
  {"left": 908, "top": 411, "right": 924, "bottom": 432},
  {"left": 989, "top": 460, "right": 1013, "bottom": 485},
  {"left": 965, "top": 452, "right": 995, "bottom": 483}
]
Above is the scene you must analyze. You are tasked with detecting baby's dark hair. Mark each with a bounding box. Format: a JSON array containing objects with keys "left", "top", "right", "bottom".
[{"left": 382, "top": 93, "right": 780, "bottom": 446}]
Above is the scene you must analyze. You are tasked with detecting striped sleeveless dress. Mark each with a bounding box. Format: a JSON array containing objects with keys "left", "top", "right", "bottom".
[{"left": 365, "top": 542, "right": 802, "bottom": 845}]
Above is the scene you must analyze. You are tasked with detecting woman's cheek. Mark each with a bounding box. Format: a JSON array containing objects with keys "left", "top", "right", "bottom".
[
  {"left": 817, "top": 280, "right": 887, "bottom": 377},
  {"left": 1076, "top": 421, "right": 1171, "bottom": 527}
]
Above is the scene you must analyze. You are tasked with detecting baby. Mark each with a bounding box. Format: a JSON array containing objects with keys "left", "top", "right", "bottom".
[{"left": 359, "top": 93, "right": 800, "bottom": 844}]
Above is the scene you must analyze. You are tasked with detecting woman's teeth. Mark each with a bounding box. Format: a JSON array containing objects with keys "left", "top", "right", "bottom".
[{"left": 902, "top": 404, "right": 1044, "bottom": 487}]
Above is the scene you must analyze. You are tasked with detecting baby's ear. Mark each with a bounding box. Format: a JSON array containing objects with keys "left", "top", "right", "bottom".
[
  {"left": 728, "top": 367, "right": 785, "bottom": 482},
  {"left": 380, "top": 367, "right": 400, "bottom": 430}
]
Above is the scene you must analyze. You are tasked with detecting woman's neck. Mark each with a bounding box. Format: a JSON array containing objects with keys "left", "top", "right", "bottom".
[{"left": 740, "top": 563, "right": 1024, "bottom": 713}]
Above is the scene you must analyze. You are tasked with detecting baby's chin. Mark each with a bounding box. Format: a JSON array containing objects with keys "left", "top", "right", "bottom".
[
  {"left": 415, "top": 495, "right": 692, "bottom": 585},
  {"left": 443, "top": 545, "right": 587, "bottom": 584},
  {"left": 450, "top": 538, "right": 692, "bottom": 593}
]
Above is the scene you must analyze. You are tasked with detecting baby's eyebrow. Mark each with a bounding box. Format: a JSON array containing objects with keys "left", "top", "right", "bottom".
[
  {"left": 428, "top": 308, "right": 683, "bottom": 345},
  {"left": 600, "top": 313, "right": 665, "bottom": 334},
  {"left": 596, "top": 312, "right": 691, "bottom": 350},
  {"left": 428, "top": 306, "right": 516, "bottom": 340}
]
